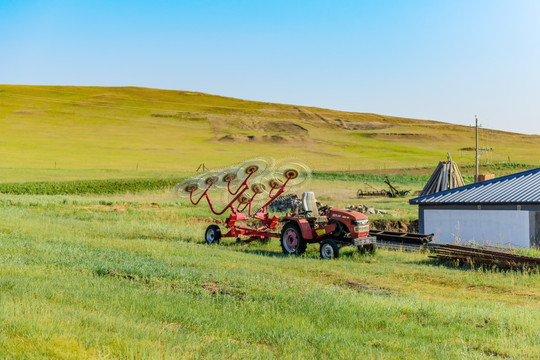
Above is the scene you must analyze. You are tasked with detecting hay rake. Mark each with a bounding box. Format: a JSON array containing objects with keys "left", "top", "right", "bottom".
[{"left": 175, "top": 158, "right": 311, "bottom": 243}]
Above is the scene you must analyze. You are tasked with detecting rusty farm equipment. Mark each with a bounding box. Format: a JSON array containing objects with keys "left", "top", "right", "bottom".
[
  {"left": 356, "top": 182, "right": 388, "bottom": 197},
  {"left": 357, "top": 176, "right": 410, "bottom": 198}
]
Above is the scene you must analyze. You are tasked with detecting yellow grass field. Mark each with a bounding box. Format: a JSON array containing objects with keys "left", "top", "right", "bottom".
[{"left": 1, "top": 85, "right": 538, "bottom": 182}]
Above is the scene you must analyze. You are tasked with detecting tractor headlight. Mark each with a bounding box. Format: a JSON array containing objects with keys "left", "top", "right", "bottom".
[
  {"left": 352, "top": 219, "right": 368, "bottom": 226},
  {"left": 354, "top": 225, "right": 369, "bottom": 233}
]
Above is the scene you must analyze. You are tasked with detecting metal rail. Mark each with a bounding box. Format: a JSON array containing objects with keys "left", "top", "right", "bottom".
[
  {"left": 376, "top": 241, "right": 437, "bottom": 252},
  {"left": 430, "top": 244, "right": 540, "bottom": 269},
  {"left": 369, "top": 230, "right": 540, "bottom": 269},
  {"left": 369, "top": 230, "right": 434, "bottom": 245}
]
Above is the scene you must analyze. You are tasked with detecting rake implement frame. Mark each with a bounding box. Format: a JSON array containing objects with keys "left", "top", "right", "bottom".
[{"left": 187, "top": 165, "right": 296, "bottom": 241}]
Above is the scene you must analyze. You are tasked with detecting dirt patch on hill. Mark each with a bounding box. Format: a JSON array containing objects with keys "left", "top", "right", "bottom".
[
  {"left": 218, "top": 134, "right": 301, "bottom": 143},
  {"left": 265, "top": 121, "right": 308, "bottom": 134},
  {"left": 231, "top": 120, "right": 308, "bottom": 135},
  {"left": 293, "top": 107, "right": 394, "bottom": 131},
  {"left": 151, "top": 111, "right": 207, "bottom": 121},
  {"left": 334, "top": 119, "right": 393, "bottom": 131},
  {"left": 210, "top": 117, "right": 310, "bottom": 142},
  {"left": 370, "top": 132, "right": 424, "bottom": 138},
  {"left": 369, "top": 132, "right": 464, "bottom": 142}
]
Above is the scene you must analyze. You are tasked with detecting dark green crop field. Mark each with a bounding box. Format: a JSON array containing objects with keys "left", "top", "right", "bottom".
[{"left": 0, "top": 178, "right": 184, "bottom": 195}]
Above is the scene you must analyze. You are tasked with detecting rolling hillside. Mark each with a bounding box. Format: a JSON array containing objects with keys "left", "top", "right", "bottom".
[
  {"left": 2, "top": 86, "right": 540, "bottom": 358},
  {"left": 1, "top": 85, "right": 538, "bottom": 181}
]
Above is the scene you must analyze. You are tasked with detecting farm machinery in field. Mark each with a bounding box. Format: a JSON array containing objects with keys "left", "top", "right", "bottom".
[
  {"left": 357, "top": 176, "right": 410, "bottom": 198},
  {"left": 174, "top": 158, "right": 376, "bottom": 259}
]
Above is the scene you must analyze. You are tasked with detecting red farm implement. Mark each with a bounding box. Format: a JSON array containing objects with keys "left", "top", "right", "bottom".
[{"left": 175, "top": 158, "right": 376, "bottom": 259}]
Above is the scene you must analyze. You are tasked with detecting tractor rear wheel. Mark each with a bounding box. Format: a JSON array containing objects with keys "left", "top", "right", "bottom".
[
  {"left": 280, "top": 222, "right": 307, "bottom": 255},
  {"left": 320, "top": 238, "right": 339, "bottom": 259},
  {"left": 204, "top": 224, "right": 221, "bottom": 244}
]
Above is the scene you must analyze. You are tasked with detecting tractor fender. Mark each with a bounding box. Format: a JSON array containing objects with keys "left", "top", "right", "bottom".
[{"left": 286, "top": 218, "right": 313, "bottom": 240}]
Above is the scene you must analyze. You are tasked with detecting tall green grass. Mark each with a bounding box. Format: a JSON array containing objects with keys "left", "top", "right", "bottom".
[{"left": 1, "top": 193, "right": 539, "bottom": 358}]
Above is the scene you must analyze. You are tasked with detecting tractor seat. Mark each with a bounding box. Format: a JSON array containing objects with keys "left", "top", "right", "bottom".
[
  {"left": 306, "top": 216, "right": 328, "bottom": 224},
  {"left": 301, "top": 192, "right": 327, "bottom": 223}
]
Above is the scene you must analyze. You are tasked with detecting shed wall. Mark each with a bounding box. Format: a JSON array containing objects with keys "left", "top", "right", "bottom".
[
  {"left": 531, "top": 211, "right": 540, "bottom": 249},
  {"left": 423, "top": 209, "right": 530, "bottom": 248}
]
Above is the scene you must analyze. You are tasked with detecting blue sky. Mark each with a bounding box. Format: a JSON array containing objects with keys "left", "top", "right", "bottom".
[{"left": 1, "top": 0, "right": 539, "bottom": 134}]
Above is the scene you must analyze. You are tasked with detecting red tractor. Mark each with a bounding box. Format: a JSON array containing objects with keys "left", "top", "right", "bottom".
[{"left": 280, "top": 192, "right": 376, "bottom": 259}]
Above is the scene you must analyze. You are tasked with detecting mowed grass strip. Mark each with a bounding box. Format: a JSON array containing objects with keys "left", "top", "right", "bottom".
[{"left": 0, "top": 194, "right": 539, "bottom": 359}]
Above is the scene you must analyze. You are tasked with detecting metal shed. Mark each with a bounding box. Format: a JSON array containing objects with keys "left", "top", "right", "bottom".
[{"left": 410, "top": 167, "right": 540, "bottom": 248}]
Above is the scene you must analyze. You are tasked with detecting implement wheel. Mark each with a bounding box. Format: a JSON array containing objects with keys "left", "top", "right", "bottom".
[
  {"left": 280, "top": 222, "right": 307, "bottom": 255},
  {"left": 320, "top": 238, "right": 339, "bottom": 259},
  {"left": 204, "top": 225, "right": 221, "bottom": 244}
]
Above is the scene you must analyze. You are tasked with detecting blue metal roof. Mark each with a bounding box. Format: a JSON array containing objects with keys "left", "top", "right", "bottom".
[{"left": 410, "top": 167, "right": 540, "bottom": 205}]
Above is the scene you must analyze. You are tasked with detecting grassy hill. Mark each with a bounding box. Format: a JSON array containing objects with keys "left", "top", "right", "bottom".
[{"left": 1, "top": 85, "right": 538, "bottom": 182}]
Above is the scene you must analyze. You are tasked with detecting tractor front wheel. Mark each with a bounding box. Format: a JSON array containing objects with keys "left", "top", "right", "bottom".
[
  {"left": 280, "top": 222, "right": 307, "bottom": 255},
  {"left": 204, "top": 225, "right": 221, "bottom": 244},
  {"left": 320, "top": 238, "right": 339, "bottom": 259}
]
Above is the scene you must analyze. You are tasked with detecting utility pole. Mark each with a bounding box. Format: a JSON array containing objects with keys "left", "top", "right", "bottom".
[{"left": 475, "top": 115, "right": 479, "bottom": 183}]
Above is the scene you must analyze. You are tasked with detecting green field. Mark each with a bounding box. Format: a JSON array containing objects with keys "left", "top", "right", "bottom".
[
  {"left": 1, "top": 192, "right": 539, "bottom": 359},
  {"left": 1, "top": 85, "right": 540, "bottom": 359},
  {"left": 1, "top": 85, "right": 539, "bottom": 182}
]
